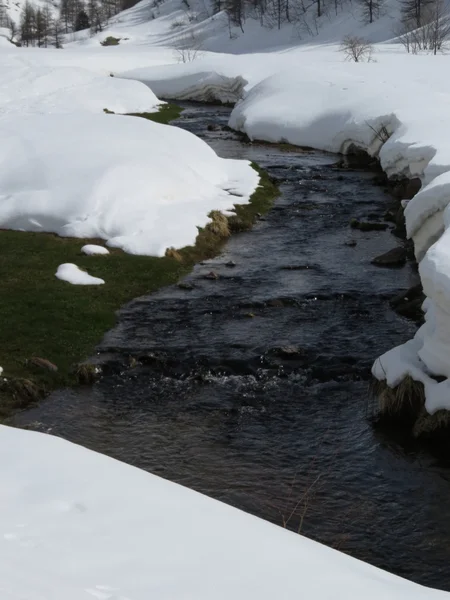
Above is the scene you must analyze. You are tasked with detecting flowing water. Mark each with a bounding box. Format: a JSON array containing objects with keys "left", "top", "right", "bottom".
[{"left": 11, "top": 104, "right": 450, "bottom": 590}]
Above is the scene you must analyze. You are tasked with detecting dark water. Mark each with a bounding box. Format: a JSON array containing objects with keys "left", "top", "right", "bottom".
[{"left": 11, "top": 105, "right": 450, "bottom": 590}]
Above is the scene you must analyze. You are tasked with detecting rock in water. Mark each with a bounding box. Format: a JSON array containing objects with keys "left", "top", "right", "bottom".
[
  {"left": 204, "top": 271, "right": 219, "bottom": 280},
  {"left": 350, "top": 218, "right": 389, "bottom": 231},
  {"left": 371, "top": 246, "right": 407, "bottom": 267}
]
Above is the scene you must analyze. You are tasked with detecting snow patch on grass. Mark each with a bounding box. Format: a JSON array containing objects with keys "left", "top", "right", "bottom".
[
  {"left": 81, "top": 244, "right": 110, "bottom": 255},
  {"left": 56, "top": 263, "right": 105, "bottom": 285}
]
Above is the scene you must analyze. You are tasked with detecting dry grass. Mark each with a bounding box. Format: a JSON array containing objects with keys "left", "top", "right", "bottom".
[
  {"left": 75, "top": 363, "right": 101, "bottom": 385},
  {"left": 0, "top": 377, "right": 43, "bottom": 416},
  {"left": 370, "top": 375, "right": 425, "bottom": 424},
  {"left": 206, "top": 210, "right": 230, "bottom": 238},
  {"left": 165, "top": 247, "right": 183, "bottom": 262},
  {"left": 413, "top": 408, "right": 450, "bottom": 438}
]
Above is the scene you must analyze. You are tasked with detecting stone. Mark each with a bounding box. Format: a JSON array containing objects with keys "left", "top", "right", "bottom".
[
  {"left": 27, "top": 357, "right": 58, "bottom": 372},
  {"left": 178, "top": 282, "right": 194, "bottom": 290},
  {"left": 371, "top": 246, "right": 407, "bottom": 267},
  {"left": 272, "top": 346, "right": 306, "bottom": 358},
  {"left": 344, "top": 240, "right": 357, "bottom": 247},
  {"left": 204, "top": 271, "right": 219, "bottom": 280},
  {"left": 225, "top": 261, "right": 236, "bottom": 268},
  {"left": 350, "top": 218, "right": 389, "bottom": 231},
  {"left": 390, "top": 283, "right": 425, "bottom": 321}
]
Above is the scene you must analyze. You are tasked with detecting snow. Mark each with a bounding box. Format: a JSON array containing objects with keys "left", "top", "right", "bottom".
[
  {"left": 81, "top": 244, "right": 110, "bottom": 255},
  {"left": 0, "top": 423, "right": 448, "bottom": 600},
  {"left": 0, "top": 47, "right": 259, "bottom": 256},
  {"left": 0, "top": 112, "right": 257, "bottom": 255},
  {"left": 56, "top": 263, "right": 105, "bottom": 285},
  {"left": 0, "top": 57, "right": 161, "bottom": 115}
]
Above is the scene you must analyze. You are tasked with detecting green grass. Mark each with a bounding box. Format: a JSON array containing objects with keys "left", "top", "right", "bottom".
[
  {"left": 126, "top": 104, "right": 183, "bottom": 124},
  {"left": 101, "top": 36, "right": 120, "bottom": 46},
  {"left": 0, "top": 163, "right": 278, "bottom": 417},
  {"left": 103, "top": 104, "right": 183, "bottom": 125}
]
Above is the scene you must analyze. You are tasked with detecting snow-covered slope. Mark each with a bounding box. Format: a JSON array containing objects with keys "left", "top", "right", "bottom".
[
  {"left": 69, "top": 0, "right": 404, "bottom": 53},
  {"left": 0, "top": 424, "right": 448, "bottom": 600}
]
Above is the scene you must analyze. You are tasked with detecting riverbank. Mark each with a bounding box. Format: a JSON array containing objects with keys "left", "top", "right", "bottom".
[{"left": 0, "top": 102, "right": 277, "bottom": 419}]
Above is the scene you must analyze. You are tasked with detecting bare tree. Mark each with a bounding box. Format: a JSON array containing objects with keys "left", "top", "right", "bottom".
[
  {"left": 225, "top": 0, "right": 245, "bottom": 31},
  {"left": 340, "top": 34, "right": 373, "bottom": 61},
  {"left": 0, "top": 2, "right": 8, "bottom": 27},
  {"left": 401, "top": 0, "right": 433, "bottom": 28},
  {"left": 423, "top": 0, "right": 450, "bottom": 53},
  {"left": 8, "top": 18, "right": 17, "bottom": 43},
  {"left": 174, "top": 32, "right": 203, "bottom": 62},
  {"left": 359, "top": 0, "right": 382, "bottom": 23}
]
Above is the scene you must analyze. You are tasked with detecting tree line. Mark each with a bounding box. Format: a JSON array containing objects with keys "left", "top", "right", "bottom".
[
  {"left": 0, "top": 0, "right": 139, "bottom": 47},
  {"left": 220, "top": 0, "right": 450, "bottom": 50}
]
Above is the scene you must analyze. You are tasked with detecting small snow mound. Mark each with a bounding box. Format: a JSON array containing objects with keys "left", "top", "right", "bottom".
[
  {"left": 81, "top": 244, "right": 110, "bottom": 255},
  {"left": 56, "top": 264, "right": 105, "bottom": 285}
]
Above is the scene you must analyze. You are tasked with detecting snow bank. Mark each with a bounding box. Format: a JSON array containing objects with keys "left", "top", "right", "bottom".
[
  {"left": 122, "top": 67, "right": 247, "bottom": 104},
  {"left": 0, "top": 61, "right": 161, "bottom": 116},
  {"left": 0, "top": 424, "right": 447, "bottom": 600},
  {"left": 56, "top": 264, "right": 105, "bottom": 285},
  {"left": 0, "top": 112, "right": 258, "bottom": 255},
  {"left": 81, "top": 244, "right": 110, "bottom": 255}
]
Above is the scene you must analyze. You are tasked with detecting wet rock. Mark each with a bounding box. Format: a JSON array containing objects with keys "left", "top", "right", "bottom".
[
  {"left": 266, "top": 299, "right": 285, "bottom": 308},
  {"left": 138, "top": 351, "right": 168, "bottom": 366},
  {"left": 392, "top": 204, "right": 407, "bottom": 238},
  {"left": 225, "top": 261, "right": 236, "bottom": 268},
  {"left": 345, "top": 240, "right": 357, "bottom": 247},
  {"left": 391, "top": 177, "right": 422, "bottom": 200},
  {"left": 404, "top": 178, "right": 422, "bottom": 199},
  {"left": 204, "top": 271, "right": 219, "bottom": 280},
  {"left": 383, "top": 209, "right": 397, "bottom": 222},
  {"left": 373, "top": 173, "right": 388, "bottom": 186},
  {"left": 27, "top": 357, "right": 58, "bottom": 372},
  {"left": 371, "top": 246, "right": 407, "bottom": 267},
  {"left": 350, "top": 218, "right": 389, "bottom": 232},
  {"left": 178, "top": 282, "right": 194, "bottom": 290},
  {"left": 271, "top": 345, "right": 306, "bottom": 359},
  {"left": 207, "top": 123, "right": 221, "bottom": 132},
  {"left": 390, "top": 283, "right": 425, "bottom": 321}
]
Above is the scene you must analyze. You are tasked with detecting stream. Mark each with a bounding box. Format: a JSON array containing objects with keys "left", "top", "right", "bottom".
[{"left": 11, "top": 103, "right": 450, "bottom": 590}]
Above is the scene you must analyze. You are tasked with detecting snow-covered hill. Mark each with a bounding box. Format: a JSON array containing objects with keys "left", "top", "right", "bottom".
[{"left": 69, "top": 0, "right": 405, "bottom": 53}]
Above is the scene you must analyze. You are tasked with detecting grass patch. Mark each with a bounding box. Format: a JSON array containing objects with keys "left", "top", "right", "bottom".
[
  {"left": 369, "top": 375, "right": 425, "bottom": 429},
  {"left": 103, "top": 104, "right": 183, "bottom": 125},
  {"left": 0, "top": 163, "right": 278, "bottom": 417},
  {"left": 125, "top": 104, "right": 183, "bottom": 124},
  {"left": 101, "top": 36, "right": 120, "bottom": 46}
]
